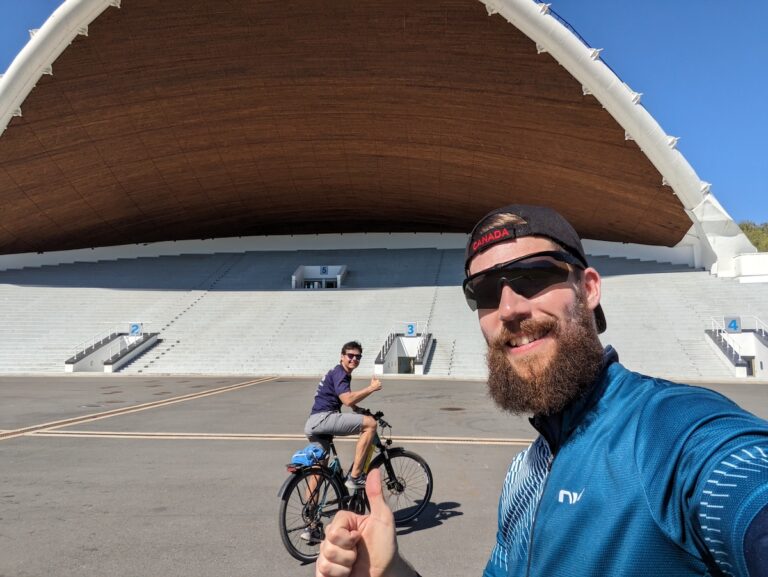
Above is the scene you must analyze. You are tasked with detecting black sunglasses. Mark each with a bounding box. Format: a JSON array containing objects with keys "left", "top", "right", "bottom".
[
  {"left": 345, "top": 353, "right": 362, "bottom": 361},
  {"left": 463, "top": 251, "right": 584, "bottom": 311}
]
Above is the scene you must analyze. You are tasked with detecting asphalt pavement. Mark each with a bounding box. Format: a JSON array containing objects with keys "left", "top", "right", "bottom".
[{"left": 1, "top": 374, "right": 767, "bottom": 577}]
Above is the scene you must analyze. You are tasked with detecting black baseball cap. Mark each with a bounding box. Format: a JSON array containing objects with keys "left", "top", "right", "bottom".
[{"left": 464, "top": 204, "right": 606, "bottom": 333}]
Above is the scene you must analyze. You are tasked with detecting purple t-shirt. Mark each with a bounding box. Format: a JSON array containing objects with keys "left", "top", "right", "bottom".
[{"left": 310, "top": 365, "right": 352, "bottom": 414}]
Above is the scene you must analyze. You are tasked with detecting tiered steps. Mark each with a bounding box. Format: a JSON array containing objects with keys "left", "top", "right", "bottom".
[
  {"left": 131, "top": 286, "right": 437, "bottom": 375},
  {"left": 0, "top": 249, "right": 767, "bottom": 380},
  {"left": 0, "top": 253, "right": 239, "bottom": 373},
  {"left": 596, "top": 256, "right": 758, "bottom": 380}
]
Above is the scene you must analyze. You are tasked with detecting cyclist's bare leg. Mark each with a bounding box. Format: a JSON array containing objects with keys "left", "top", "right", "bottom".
[
  {"left": 304, "top": 458, "right": 328, "bottom": 507},
  {"left": 350, "top": 415, "right": 376, "bottom": 478}
]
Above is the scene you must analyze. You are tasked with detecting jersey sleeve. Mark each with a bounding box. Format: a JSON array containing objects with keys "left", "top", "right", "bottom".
[
  {"left": 745, "top": 504, "right": 768, "bottom": 576},
  {"left": 331, "top": 367, "right": 351, "bottom": 397},
  {"left": 634, "top": 383, "right": 768, "bottom": 576},
  {"left": 697, "top": 440, "right": 768, "bottom": 576}
]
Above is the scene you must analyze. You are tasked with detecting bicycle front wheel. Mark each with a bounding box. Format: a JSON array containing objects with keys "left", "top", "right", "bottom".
[
  {"left": 370, "top": 448, "right": 433, "bottom": 525},
  {"left": 278, "top": 467, "right": 344, "bottom": 562}
]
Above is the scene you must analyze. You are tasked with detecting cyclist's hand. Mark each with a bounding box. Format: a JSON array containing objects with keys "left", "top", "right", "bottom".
[
  {"left": 316, "top": 468, "right": 404, "bottom": 577},
  {"left": 369, "top": 377, "right": 382, "bottom": 393}
]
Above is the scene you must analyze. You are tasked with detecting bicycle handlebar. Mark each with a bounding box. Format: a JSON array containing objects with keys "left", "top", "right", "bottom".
[{"left": 353, "top": 406, "right": 391, "bottom": 429}]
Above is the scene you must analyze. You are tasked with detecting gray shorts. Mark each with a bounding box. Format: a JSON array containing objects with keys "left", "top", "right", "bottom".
[{"left": 304, "top": 411, "right": 364, "bottom": 451}]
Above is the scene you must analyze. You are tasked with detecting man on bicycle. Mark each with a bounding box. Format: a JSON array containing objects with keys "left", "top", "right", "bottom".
[{"left": 304, "top": 340, "right": 382, "bottom": 490}]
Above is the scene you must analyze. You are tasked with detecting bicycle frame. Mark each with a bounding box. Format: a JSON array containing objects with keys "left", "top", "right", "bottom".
[
  {"left": 278, "top": 420, "right": 392, "bottom": 504},
  {"left": 278, "top": 408, "right": 433, "bottom": 562}
]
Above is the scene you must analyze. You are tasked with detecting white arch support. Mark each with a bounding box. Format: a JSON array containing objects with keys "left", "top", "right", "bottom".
[
  {"left": 0, "top": 0, "right": 120, "bottom": 136},
  {"left": 480, "top": 0, "right": 766, "bottom": 280}
]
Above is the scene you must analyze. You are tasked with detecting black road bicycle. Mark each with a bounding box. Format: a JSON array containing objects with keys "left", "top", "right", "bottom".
[{"left": 277, "top": 408, "right": 433, "bottom": 563}]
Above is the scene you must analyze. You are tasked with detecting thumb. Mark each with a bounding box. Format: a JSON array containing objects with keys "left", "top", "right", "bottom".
[{"left": 365, "top": 468, "right": 393, "bottom": 521}]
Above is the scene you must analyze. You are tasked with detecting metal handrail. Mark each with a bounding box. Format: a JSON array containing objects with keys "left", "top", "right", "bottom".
[
  {"left": 709, "top": 317, "right": 745, "bottom": 359},
  {"left": 378, "top": 316, "right": 432, "bottom": 364},
  {"left": 71, "top": 322, "right": 152, "bottom": 359},
  {"left": 377, "top": 332, "right": 396, "bottom": 364},
  {"left": 416, "top": 329, "right": 430, "bottom": 360},
  {"left": 104, "top": 338, "right": 130, "bottom": 362},
  {"left": 104, "top": 332, "right": 155, "bottom": 363},
  {"left": 71, "top": 325, "right": 119, "bottom": 359},
  {"left": 741, "top": 315, "right": 768, "bottom": 335}
]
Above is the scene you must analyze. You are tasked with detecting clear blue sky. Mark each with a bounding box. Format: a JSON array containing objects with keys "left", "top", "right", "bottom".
[{"left": 1, "top": 1, "right": 766, "bottom": 224}]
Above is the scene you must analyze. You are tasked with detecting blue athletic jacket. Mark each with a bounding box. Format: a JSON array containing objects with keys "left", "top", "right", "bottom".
[{"left": 484, "top": 347, "right": 768, "bottom": 577}]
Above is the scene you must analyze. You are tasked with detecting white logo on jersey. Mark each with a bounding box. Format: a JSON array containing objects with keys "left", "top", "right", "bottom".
[{"left": 558, "top": 489, "right": 584, "bottom": 504}]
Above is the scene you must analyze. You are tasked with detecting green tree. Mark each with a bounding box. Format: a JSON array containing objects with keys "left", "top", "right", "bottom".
[{"left": 739, "top": 221, "right": 768, "bottom": 252}]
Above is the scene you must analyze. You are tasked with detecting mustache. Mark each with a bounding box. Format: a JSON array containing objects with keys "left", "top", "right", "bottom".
[{"left": 488, "top": 317, "right": 558, "bottom": 350}]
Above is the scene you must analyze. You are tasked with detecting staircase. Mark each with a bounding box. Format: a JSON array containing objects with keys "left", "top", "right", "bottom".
[{"left": 1, "top": 249, "right": 767, "bottom": 379}]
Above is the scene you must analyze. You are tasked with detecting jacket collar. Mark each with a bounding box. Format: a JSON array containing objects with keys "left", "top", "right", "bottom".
[{"left": 529, "top": 346, "right": 619, "bottom": 455}]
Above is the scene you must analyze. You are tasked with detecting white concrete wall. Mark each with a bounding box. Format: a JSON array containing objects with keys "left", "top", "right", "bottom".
[
  {"left": 721, "top": 331, "right": 768, "bottom": 378},
  {"left": 382, "top": 340, "right": 399, "bottom": 374},
  {"left": 106, "top": 334, "right": 158, "bottom": 373},
  {"left": 726, "top": 333, "right": 757, "bottom": 358},
  {"left": 0, "top": 233, "right": 716, "bottom": 272},
  {"left": 705, "top": 336, "right": 747, "bottom": 378},
  {"left": 0, "top": 234, "right": 467, "bottom": 271},
  {"left": 4, "top": 231, "right": 766, "bottom": 284},
  {"left": 754, "top": 339, "right": 768, "bottom": 378},
  {"left": 379, "top": 335, "right": 423, "bottom": 374},
  {"left": 583, "top": 239, "right": 696, "bottom": 266},
  {"left": 734, "top": 253, "right": 768, "bottom": 283}
]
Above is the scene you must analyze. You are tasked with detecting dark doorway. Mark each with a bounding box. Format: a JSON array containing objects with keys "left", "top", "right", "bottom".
[{"left": 398, "top": 356, "right": 415, "bottom": 374}]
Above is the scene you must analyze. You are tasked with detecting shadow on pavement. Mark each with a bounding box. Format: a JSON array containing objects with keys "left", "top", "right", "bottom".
[{"left": 396, "top": 501, "right": 463, "bottom": 536}]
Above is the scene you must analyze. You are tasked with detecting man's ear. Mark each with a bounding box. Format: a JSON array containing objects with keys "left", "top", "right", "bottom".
[{"left": 581, "top": 267, "right": 601, "bottom": 312}]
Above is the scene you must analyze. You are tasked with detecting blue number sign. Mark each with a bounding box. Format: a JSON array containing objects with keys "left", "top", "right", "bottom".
[{"left": 406, "top": 323, "right": 416, "bottom": 336}]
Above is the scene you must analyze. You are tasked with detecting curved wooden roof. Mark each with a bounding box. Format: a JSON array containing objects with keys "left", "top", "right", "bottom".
[{"left": 0, "top": 0, "right": 692, "bottom": 255}]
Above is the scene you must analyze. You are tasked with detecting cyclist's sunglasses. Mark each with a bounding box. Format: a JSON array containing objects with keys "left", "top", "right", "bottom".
[
  {"left": 345, "top": 353, "right": 363, "bottom": 361},
  {"left": 463, "top": 251, "right": 584, "bottom": 311}
]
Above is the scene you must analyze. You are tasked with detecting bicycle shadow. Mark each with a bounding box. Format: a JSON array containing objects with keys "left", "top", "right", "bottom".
[{"left": 395, "top": 501, "right": 462, "bottom": 536}]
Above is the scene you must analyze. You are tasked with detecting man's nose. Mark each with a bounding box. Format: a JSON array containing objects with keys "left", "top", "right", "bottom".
[{"left": 497, "top": 283, "right": 533, "bottom": 321}]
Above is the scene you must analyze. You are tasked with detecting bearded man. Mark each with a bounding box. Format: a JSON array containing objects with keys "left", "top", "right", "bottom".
[{"left": 316, "top": 204, "right": 768, "bottom": 577}]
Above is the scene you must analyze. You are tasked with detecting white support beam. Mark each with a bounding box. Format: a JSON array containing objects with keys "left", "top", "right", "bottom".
[
  {"left": 478, "top": 0, "right": 760, "bottom": 276},
  {"left": 0, "top": 0, "right": 120, "bottom": 135}
]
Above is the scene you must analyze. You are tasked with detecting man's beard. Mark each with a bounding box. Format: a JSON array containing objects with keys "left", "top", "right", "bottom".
[{"left": 485, "top": 293, "right": 604, "bottom": 416}]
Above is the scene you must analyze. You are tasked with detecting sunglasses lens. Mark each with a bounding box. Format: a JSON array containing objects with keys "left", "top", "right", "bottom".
[
  {"left": 513, "top": 267, "right": 571, "bottom": 298},
  {"left": 464, "top": 264, "right": 571, "bottom": 310},
  {"left": 346, "top": 354, "right": 362, "bottom": 361}
]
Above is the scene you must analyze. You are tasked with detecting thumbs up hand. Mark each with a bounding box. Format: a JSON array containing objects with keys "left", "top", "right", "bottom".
[{"left": 316, "top": 468, "right": 417, "bottom": 577}]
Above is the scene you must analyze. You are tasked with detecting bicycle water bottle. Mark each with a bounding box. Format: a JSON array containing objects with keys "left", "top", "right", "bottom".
[{"left": 363, "top": 442, "right": 376, "bottom": 472}]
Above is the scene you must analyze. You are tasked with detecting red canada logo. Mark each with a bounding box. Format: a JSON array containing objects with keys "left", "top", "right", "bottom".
[{"left": 472, "top": 228, "right": 510, "bottom": 251}]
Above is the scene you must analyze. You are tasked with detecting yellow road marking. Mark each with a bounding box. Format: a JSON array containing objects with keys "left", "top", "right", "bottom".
[
  {"left": 28, "top": 429, "right": 533, "bottom": 446},
  {"left": 0, "top": 376, "right": 276, "bottom": 441}
]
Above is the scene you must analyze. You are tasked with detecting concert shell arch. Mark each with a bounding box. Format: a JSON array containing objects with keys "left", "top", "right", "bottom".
[{"left": 0, "top": 0, "right": 757, "bottom": 275}]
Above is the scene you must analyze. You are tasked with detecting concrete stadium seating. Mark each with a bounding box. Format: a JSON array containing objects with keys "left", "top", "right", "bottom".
[{"left": 0, "top": 249, "right": 766, "bottom": 381}]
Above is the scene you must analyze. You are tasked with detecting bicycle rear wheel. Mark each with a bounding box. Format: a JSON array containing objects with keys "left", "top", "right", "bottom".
[
  {"left": 370, "top": 448, "right": 433, "bottom": 524},
  {"left": 278, "top": 467, "right": 344, "bottom": 562}
]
